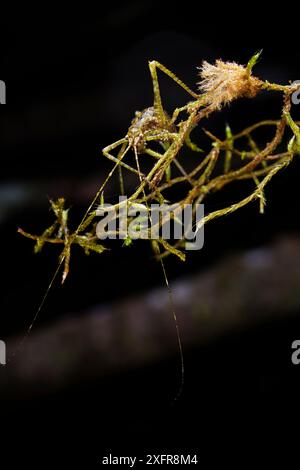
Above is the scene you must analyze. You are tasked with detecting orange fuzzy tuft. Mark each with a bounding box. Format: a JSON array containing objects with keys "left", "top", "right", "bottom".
[{"left": 198, "top": 60, "right": 262, "bottom": 110}]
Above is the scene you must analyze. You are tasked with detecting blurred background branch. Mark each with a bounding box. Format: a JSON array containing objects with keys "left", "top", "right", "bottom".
[{"left": 3, "top": 234, "right": 300, "bottom": 398}]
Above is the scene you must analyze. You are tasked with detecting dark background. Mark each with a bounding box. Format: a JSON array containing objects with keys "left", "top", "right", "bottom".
[{"left": 0, "top": 1, "right": 300, "bottom": 465}]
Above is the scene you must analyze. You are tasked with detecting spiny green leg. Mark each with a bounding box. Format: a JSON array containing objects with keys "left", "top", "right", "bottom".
[
  {"left": 148, "top": 61, "right": 167, "bottom": 125},
  {"left": 145, "top": 132, "right": 198, "bottom": 186},
  {"left": 152, "top": 108, "right": 200, "bottom": 189},
  {"left": 145, "top": 132, "right": 179, "bottom": 144},
  {"left": 144, "top": 148, "right": 164, "bottom": 159},
  {"left": 171, "top": 103, "right": 194, "bottom": 124},
  {"left": 102, "top": 137, "right": 141, "bottom": 176},
  {"left": 144, "top": 148, "right": 194, "bottom": 186},
  {"left": 148, "top": 60, "right": 199, "bottom": 125},
  {"left": 144, "top": 131, "right": 178, "bottom": 183},
  {"left": 117, "top": 141, "right": 127, "bottom": 195},
  {"left": 149, "top": 141, "right": 182, "bottom": 189},
  {"left": 149, "top": 60, "right": 199, "bottom": 99}
]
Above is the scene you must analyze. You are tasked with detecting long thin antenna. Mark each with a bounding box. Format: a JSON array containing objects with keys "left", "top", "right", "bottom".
[
  {"left": 9, "top": 146, "right": 131, "bottom": 362},
  {"left": 134, "top": 146, "right": 184, "bottom": 401},
  {"left": 7, "top": 258, "right": 64, "bottom": 362},
  {"left": 160, "top": 257, "right": 185, "bottom": 402}
]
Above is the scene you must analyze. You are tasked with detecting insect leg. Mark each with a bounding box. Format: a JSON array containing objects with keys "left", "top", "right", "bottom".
[
  {"left": 102, "top": 138, "right": 142, "bottom": 176},
  {"left": 171, "top": 103, "right": 191, "bottom": 124},
  {"left": 144, "top": 147, "right": 195, "bottom": 186},
  {"left": 148, "top": 61, "right": 199, "bottom": 124},
  {"left": 147, "top": 139, "right": 181, "bottom": 189},
  {"left": 117, "top": 141, "right": 127, "bottom": 194}
]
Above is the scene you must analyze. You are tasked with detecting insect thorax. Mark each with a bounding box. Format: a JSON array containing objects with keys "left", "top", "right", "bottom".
[{"left": 127, "top": 106, "right": 175, "bottom": 152}]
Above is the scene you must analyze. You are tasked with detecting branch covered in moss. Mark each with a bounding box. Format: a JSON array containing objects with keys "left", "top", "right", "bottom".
[{"left": 18, "top": 54, "right": 300, "bottom": 281}]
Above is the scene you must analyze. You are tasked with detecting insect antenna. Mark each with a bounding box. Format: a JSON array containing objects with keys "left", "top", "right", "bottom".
[
  {"left": 9, "top": 144, "right": 132, "bottom": 361},
  {"left": 133, "top": 146, "right": 185, "bottom": 402}
]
